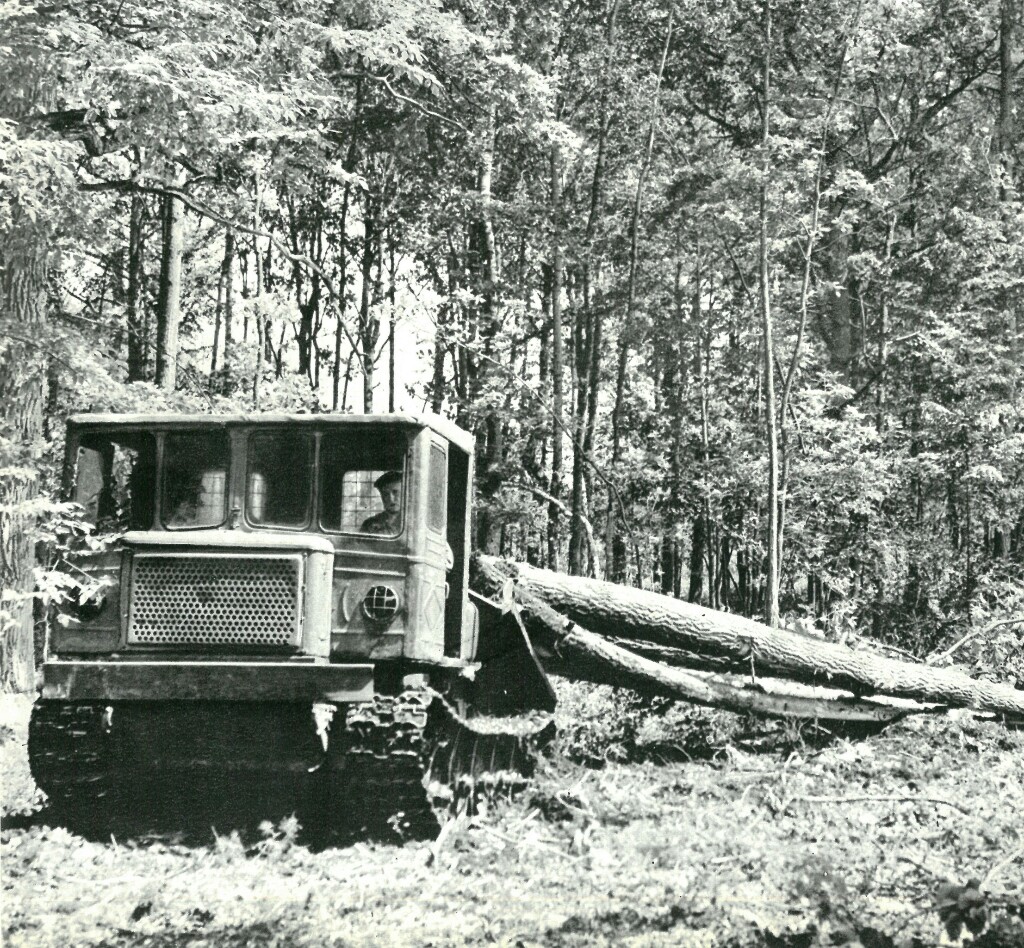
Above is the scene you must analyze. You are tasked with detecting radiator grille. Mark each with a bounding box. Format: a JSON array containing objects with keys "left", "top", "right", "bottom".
[{"left": 128, "top": 554, "right": 303, "bottom": 647}]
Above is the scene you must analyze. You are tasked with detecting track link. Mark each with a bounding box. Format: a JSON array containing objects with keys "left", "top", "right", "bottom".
[{"left": 334, "top": 690, "right": 440, "bottom": 835}]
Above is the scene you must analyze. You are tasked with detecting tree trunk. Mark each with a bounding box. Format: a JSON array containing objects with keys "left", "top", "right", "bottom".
[
  {"left": 548, "top": 145, "right": 565, "bottom": 572},
  {"left": 388, "top": 227, "right": 397, "bottom": 413},
  {"left": 222, "top": 229, "right": 235, "bottom": 379},
  {"left": 251, "top": 182, "right": 267, "bottom": 409},
  {"left": 332, "top": 183, "right": 354, "bottom": 412},
  {"left": 472, "top": 557, "right": 914, "bottom": 725},
  {"left": 430, "top": 255, "right": 458, "bottom": 414},
  {"left": 210, "top": 227, "right": 235, "bottom": 380},
  {"left": 569, "top": 0, "right": 620, "bottom": 578},
  {"left": 155, "top": 170, "right": 185, "bottom": 392},
  {"left": 0, "top": 226, "right": 46, "bottom": 692},
  {"left": 291, "top": 197, "right": 322, "bottom": 385},
  {"left": 332, "top": 82, "right": 363, "bottom": 412},
  {"left": 758, "top": 0, "right": 780, "bottom": 628},
  {"left": 999, "top": 0, "right": 1015, "bottom": 163},
  {"left": 359, "top": 194, "right": 379, "bottom": 414},
  {"left": 875, "top": 215, "right": 895, "bottom": 433},
  {"left": 606, "top": 12, "right": 672, "bottom": 584},
  {"left": 126, "top": 188, "right": 148, "bottom": 382},
  {"left": 473, "top": 107, "right": 509, "bottom": 554},
  {"left": 479, "top": 557, "right": 1024, "bottom": 718},
  {"left": 694, "top": 256, "right": 713, "bottom": 606}
]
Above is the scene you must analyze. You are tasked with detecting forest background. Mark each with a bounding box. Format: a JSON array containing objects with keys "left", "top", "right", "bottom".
[{"left": 3, "top": 0, "right": 1024, "bottom": 691}]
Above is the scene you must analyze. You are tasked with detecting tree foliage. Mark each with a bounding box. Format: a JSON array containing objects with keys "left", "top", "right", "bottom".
[{"left": 2, "top": 0, "right": 1023, "bottom": 677}]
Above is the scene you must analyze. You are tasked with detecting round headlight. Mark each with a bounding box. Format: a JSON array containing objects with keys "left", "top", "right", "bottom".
[
  {"left": 69, "top": 588, "right": 107, "bottom": 621},
  {"left": 362, "top": 585, "right": 399, "bottom": 625}
]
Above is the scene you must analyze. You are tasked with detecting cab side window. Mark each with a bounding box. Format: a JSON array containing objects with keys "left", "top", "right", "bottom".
[
  {"left": 428, "top": 444, "right": 446, "bottom": 533},
  {"left": 319, "top": 432, "right": 406, "bottom": 535},
  {"left": 75, "top": 432, "right": 156, "bottom": 532}
]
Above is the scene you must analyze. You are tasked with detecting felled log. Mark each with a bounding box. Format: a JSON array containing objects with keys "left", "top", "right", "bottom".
[
  {"left": 471, "top": 556, "right": 914, "bottom": 725},
  {"left": 476, "top": 556, "right": 1024, "bottom": 721},
  {"left": 604, "top": 638, "right": 745, "bottom": 674}
]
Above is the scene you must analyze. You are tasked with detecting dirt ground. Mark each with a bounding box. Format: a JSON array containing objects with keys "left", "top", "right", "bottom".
[{"left": 3, "top": 683, "right": 1023, "bottom": 948}]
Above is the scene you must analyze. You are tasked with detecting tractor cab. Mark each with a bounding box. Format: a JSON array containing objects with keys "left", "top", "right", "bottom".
[{"left": 45, "top": 413, "right": 485, "bottom": 700}]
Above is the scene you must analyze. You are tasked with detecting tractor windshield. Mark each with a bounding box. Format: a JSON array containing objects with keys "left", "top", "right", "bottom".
[
  {"left": 319, "top": 431, "right": 407, "bottom": 536},
  {"left": 246, "top": 431, "right": 313, "bottom": 527},
  {"left": 72, "top": 431, "right": 157, "bottom": 533},
  {"left": 162, "top": 431, "right": 230, "bottom": 529}
]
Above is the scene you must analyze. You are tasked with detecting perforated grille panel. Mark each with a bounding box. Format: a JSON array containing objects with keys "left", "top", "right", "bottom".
[{"left": 127, "top": 554, "right": 303, "bottom": 647}]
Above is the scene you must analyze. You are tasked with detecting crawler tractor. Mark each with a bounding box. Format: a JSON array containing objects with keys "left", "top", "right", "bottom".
[{"left": 30, "top": 413, "right": 555, "bottom": 833}]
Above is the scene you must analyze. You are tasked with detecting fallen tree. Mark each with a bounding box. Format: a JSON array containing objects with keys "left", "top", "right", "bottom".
[
  {"left": 473, "top": 557, "right": 921, "bottom": 725},
  {"left": 473, "top": 555, "right": 1024, "bottom": 722}
]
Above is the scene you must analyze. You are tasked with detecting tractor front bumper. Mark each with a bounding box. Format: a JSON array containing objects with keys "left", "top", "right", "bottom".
[{"left": 39, "top": 659, "right": 375, "bottom": 704}]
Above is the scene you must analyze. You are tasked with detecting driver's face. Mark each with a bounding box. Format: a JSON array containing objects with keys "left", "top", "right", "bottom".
[{"left": 379, "top": 482, "right": 401, "bottom": 513}]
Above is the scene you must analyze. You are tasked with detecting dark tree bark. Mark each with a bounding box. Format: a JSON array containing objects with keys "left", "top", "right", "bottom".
[
  {"left": 155, "top": 171, "right": 185, "bottom": 392},
  {"left": 126, "top": 189, "right": 148, "bottom": 382}
]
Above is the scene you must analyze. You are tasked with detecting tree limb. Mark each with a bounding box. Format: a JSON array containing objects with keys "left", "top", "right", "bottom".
[{"left": 927, "top": 616, "right": 1024, "bottom": 665}]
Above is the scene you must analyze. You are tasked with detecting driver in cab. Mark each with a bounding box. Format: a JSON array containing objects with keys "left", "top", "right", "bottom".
[{"left": 360, "top": 471, "right": 402, "bottom": 534}]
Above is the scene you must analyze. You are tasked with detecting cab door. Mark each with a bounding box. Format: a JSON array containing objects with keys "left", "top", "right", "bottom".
[{"left": 421, "top": 439, "right": 450, "bottom": 652}]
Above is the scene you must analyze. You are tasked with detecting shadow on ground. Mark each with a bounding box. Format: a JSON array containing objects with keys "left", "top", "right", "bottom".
[{"left": 2, "top": 776, "right": 440, "bottom": 850}]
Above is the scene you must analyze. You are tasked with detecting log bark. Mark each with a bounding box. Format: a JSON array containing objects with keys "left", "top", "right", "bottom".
[
  {"left": 471, "top": 556, "right": 911, "bottom": 725},
  {"left": 477, "top": 556, "right": 1024, "bottom": 720}
]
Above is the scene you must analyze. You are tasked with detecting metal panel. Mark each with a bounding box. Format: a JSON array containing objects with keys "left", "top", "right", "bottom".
[{"left": 127, "top": 552, "right": 303, "bottom": 648}]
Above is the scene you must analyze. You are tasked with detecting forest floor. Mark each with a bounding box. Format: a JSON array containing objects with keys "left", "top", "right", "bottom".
[{"left": 3, "top": 682, "right": 1024, "bottom": 948}]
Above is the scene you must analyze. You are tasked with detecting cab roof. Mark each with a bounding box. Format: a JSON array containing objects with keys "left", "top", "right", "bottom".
[{"left": 67, "top": 412, "right": 475, "bottom": 454}]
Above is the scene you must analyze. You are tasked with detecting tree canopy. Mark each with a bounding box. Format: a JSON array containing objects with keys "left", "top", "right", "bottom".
[{"left": 2, "top": 0, "right": 1023, "bottom": 685}]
